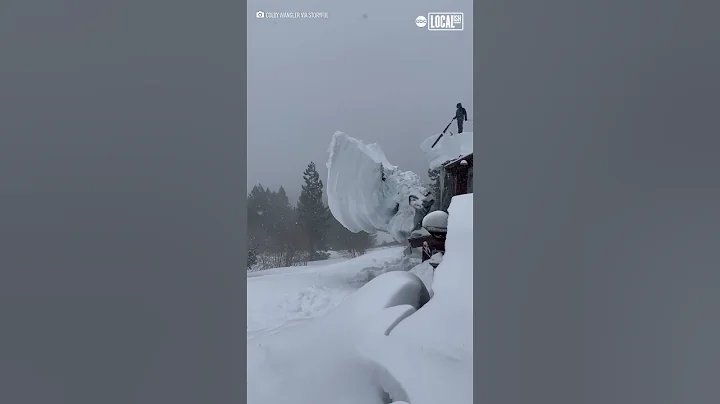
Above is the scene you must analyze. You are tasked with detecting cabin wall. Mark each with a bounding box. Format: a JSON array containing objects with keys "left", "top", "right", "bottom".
[
  {"left": 439, "top": 168, "right": 456, "bottom": 212},
  {"left": 455, "top": 164, "right": 469, "bottom": 196},
  {"left": 467, "top": 164, "right": 474, "bottom": 193},
  {"left": 438, "top": 160, "right": 473, "bottom": 211}
]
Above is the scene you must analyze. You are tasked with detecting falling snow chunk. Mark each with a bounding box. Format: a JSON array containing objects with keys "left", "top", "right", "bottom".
[{"left": 326, "top": 132, "right": 432, "bottom": 243}]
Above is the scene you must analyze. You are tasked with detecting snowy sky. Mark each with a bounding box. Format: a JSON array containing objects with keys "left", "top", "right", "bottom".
[{"left": 247, "top": 0, "right": 473, "bottom": 202}]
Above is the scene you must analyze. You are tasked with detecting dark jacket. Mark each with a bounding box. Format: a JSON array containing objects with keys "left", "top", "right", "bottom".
[{"left": 455, "top": 106, "right": 467, "bottom": 121}]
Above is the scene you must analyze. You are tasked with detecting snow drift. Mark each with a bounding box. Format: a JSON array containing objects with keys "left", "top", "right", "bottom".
[
  {"left": 326, "top": 132, "right": 433, "bottom": 243},
  {"left": 420, "top": 131, "right": 473, "bottom": 169},
  {"left": 359, "top": 193, "right": 474, "bottom": 404}
]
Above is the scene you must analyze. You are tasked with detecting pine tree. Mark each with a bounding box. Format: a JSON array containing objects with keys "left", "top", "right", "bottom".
[
  {"left": 296, "top": 162, "right": 331, "bottom": 258},
  {"left": 275, "top": 186, "right": 293, "bottom": 228},
  {"left": 341, "top": 231, "right": 377, "bottom": 258},
  {"left": 267, "top": 186, "right": 293, "bottom": 242},
  {"left": 270, "top": 186, "right": 305, "bottom": 266},
  {"left": 326, "top": 212, "right": 376, "bottom": 258},
  {"left": 247, "top": 184, "right": 272, "bottom": 252},
  {"left": 325, "top": 215, "right": 346, "bottom": 251},
  {"left": 248, "top": 184, "right": 310, "bottom": 269},
  {"left": 247, "top": 247, "right": 257, "bottom": 270}
]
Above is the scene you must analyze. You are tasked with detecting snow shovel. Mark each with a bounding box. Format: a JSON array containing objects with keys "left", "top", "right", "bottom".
[{"left": 431, "top": 117, "right": 456, "bottom": 148}]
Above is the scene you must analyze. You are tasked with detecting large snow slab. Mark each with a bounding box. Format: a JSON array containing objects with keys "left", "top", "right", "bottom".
[
  {"left": 326, "top": 132, "right": 432, "bottom": 243},
  {"left": 420, "top": 131, "right": 474, "bottom": 169}
]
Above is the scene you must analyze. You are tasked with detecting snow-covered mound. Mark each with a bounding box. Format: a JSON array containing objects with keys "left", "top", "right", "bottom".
[
  {"left": 327, "top": 132, "right": 433, "bottom": 243},
  {"left": 359, "top": 193, "right": 474, "bottom": 404},
  {"left": 422, "top": 210, "right": 449, "bottom": 233},
  {"left": 420, "top": 131, "right": 473, "bottom": 169}
]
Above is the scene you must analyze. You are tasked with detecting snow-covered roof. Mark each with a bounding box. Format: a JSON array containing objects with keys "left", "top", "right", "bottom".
[
  {"left": 441, "top": 152, "right": 474, "bottom": 169},
  {"left": 419, "top": 131, "right": 474, "bottom": 170}
]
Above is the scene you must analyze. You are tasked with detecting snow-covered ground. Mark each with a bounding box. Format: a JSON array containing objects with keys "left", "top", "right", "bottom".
[
  {"left": 247, "top": 246, "right": 413, "bottom": 340},
  {"left": 247, "top": 194, "right": 473, "bottom": 404}
]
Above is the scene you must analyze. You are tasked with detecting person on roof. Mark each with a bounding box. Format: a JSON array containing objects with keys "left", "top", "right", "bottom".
[{"left": 455, "top": 103, "right": 468, "bottom": 133}]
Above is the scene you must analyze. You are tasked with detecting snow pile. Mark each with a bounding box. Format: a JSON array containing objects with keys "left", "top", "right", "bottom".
[
  {"left": 420, "top": 131, "right": 474, "bottom": 169},
  {"left": 359, "top": 194, "right": 474, "bottom": 404},
  {"left": 391, "top": 194, "right": 473, "bottom": 353},
  {"left": 327, "top": 132, "right": 433, "bottom": 243}
]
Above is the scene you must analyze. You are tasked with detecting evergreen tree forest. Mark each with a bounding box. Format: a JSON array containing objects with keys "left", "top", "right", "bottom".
[{"left": 247, "top": 161, "right": 379, "bottom": 270}]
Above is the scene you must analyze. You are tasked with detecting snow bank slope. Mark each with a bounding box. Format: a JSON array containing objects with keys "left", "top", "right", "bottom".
[
  {"left": 327, "top": 132, "right": 432, "bottom": 243},
  {"left": 361, "top": 194, "right": 474, "bottom": 404},
  {"left": 420, "top": 131, "right": 473, "bottom": 169},
  {"left": 392, "top": 193, "right": 473, "bottom": 350}
]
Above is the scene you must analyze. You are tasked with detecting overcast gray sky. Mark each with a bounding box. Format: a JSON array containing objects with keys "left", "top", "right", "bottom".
[{"left": 247, "top": 0, "right": 473, "bottom": 202}]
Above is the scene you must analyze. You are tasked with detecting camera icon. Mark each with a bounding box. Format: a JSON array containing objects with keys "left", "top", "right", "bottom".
[{"left": 256, "top": 11, "right": 265, "bottom": 19}]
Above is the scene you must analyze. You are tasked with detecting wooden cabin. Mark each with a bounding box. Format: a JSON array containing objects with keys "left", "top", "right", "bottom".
[
  {"left": 408, "top": 152, "right": 473, "bottom": 263},
  {"left": 436, "top": 152, "right": 473, "bottom": 211}
]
